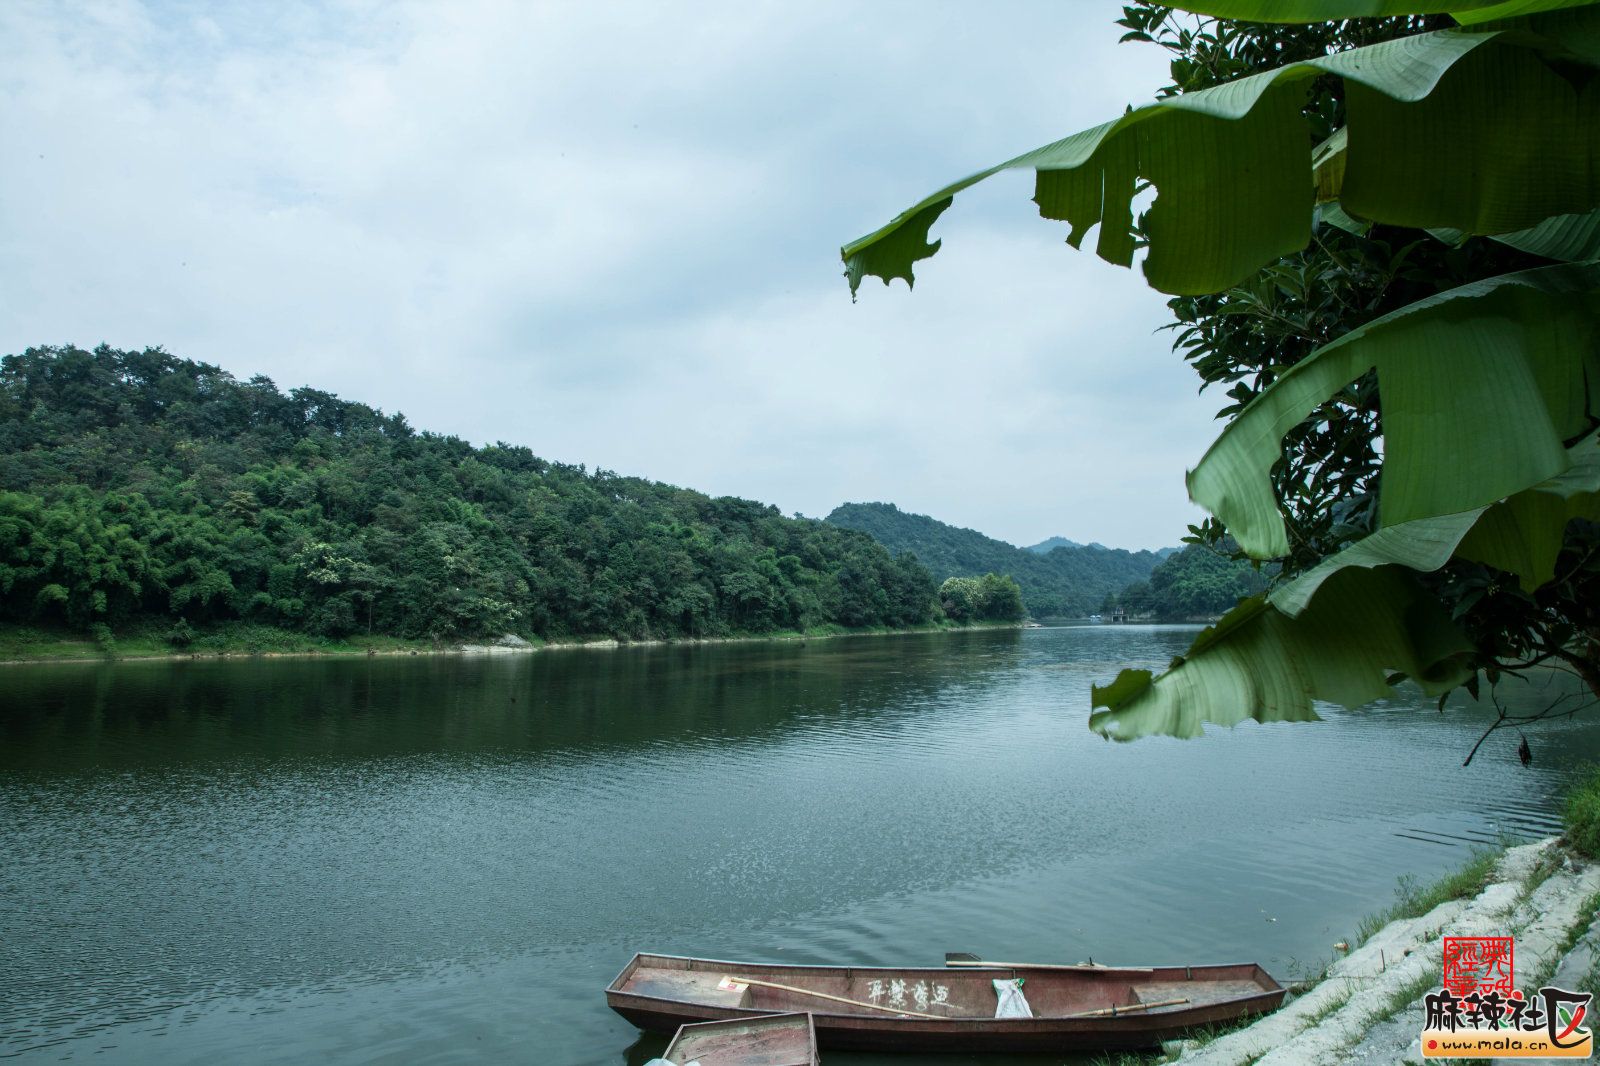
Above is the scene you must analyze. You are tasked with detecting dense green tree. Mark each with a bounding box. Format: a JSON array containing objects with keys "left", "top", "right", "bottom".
[
  {"left": 1113, "top": 543, "right": 1268, "bottom": 620},
  {"left": 977, "top": 572, "right": 1026, "bottom": 622},
  {"left": 0, "top": 346, "right": 949, "bottom": 646},
  {"left": 938, "top": 573, "right": 1026, "bottom": 622}
]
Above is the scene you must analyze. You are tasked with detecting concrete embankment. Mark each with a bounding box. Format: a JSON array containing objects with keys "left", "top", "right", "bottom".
[{"left": 1172, "top": 837, "right": 1600, "bottom": 1066}]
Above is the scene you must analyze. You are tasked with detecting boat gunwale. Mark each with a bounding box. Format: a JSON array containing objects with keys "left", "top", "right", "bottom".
[
  {"left": 605, "top": 951, "right": 1285, "bottom": 1030},
  {"left": 604, "top": 951, "right": 1283, "bottom": 992}
]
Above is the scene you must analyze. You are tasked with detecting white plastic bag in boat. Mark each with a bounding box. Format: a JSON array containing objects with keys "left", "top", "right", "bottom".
[
  {"left": 992, "top": 977, "right": 1032, "bottom": 1018},
  {"left": 641, "top": 1060, "right": 700, "bottom": 1066}
]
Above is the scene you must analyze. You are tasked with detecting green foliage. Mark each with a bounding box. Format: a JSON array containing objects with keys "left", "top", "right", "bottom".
[
  {"left": 842, "top": 8, "right": 1600, "bottom": 297},
  {"left": 165, "top": 617, "right": 195, "bottom": 648},
  {"left": 1565, "top": 767, "right": 1600, "bottom": 857},
  {"left": 89, "top": 622, "right": 116, "bottom": 656},
  {"left": 1091, "top": 567, "right": 1472, "bottom": 740},
  {"left": 842, "top": 1, "right": 1600, "bottom": 740},
  {"left": 938, "top": 573, "right": 1025, "bottom": 622},
  {"left": 1188, "top": 263, "right": 1600, "bottom": 559},
  {"left": 1116, "top": 542, "right": 1267, "bottom": 620},
  {"left": 827, "top": 502, "right": 1165, "bottom": 616},
  {"left": 0, "top": 346, "right": 945, "bottom": 646},
  {"left": 1097, "top": 6, "right": 1600, "bottom": 739},
  {"left": 1095, "top": 430, "right": 1600, "bottom": 741}
]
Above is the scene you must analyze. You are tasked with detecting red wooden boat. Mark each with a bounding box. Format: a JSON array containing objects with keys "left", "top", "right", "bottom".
[
  {"left": 607, "top": 952, "right": 1284, "bottom": 1054},
  {"left": 662, "top": 1012, "right": 820, "bottom": 1066}
]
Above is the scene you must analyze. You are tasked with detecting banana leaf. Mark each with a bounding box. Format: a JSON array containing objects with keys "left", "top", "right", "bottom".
[
  {"left": 1092, "top": 430, "right": 1600, "bottom": 740},
  {"left": 842, "top": 11, "right": 1600, "bottom": 298},
  {"left": 1088, "top": 567, "right": 1473, "bottom": 740},
  {"left": 1433, "top": 210, "right": 1600, "bottom": 262},
  {"left": 1456, "top": 430, "right": 1600, "bottom": 590},
  {"left": 1187, "top": 263, "right": 1600, "bottom": 559}
]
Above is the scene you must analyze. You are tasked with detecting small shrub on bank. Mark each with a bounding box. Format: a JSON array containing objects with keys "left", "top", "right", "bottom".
[
  {"left": 89, "top": 623, "right": 117, "bottom": 657},
  {"left": 165, "top": 618, "right": 195, "bottom": 649},
  {"left": 1565, "top": 767, "right": 1600, "bottom": 858}
]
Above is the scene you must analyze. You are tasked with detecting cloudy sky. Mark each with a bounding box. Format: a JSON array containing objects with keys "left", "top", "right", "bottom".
[{"left": 1, "top": 1, "right": 1226, "bottom": 550}]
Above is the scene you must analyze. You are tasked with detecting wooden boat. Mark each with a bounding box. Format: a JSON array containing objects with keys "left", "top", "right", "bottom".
[
  {"left": 662, "top": 1012, "right": 819, "bottom": 1066},
  {"left": 607, "top": 953, "right": 1285, "bottom": 1054}
]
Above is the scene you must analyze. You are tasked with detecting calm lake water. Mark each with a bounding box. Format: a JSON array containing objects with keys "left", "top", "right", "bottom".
[{"left": 3, "top": 625, "right": 1597, "bottom": 1065}]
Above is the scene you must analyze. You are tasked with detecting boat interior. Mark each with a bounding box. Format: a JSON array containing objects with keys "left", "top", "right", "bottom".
[
  {"left": 612, "top": 954, "right": 1279, "bottom": 1020},
  {"left": 664, "top": 1013, "right": 817, "bottom": 1066}
]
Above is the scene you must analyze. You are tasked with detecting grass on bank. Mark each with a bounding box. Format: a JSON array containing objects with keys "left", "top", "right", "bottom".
[
  {"left": 1565, "top": 766, "right": 1600, "bottom": 858},
  {"left": 1547, "top": 767, "right": 1600, "bottom": 998},
  {"left": 0, "top": 622, "right": 448, "bottom": 662},
  {"left": 1580, "top": 912, "right": 1600, "bottom": 1005},
  {"left": 1353, "top": 848, "right": 1501, "bottom": 946},
  {"left": 0, "top": 616, "right": 1023, "bottom": 664}
]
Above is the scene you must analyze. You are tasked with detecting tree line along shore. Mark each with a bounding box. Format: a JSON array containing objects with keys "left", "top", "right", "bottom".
[{"left": 0, "top": 345, "right": 1026, "bottom": 659}]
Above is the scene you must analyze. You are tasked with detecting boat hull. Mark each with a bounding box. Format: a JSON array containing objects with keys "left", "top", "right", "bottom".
[
  {"left": 606, "top": 953, "right": 1285, "bottom": 1054},
  {"left": 664, "top": 1012, "right": 819, "bottom": 1066}
]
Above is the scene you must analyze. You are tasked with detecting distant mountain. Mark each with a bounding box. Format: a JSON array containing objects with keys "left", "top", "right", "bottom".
[
  {"left": 1028, "top": 536, "right": 1181, "bottom": 557},
  {"left": 1026, "top": 536, "right": 1090, "bottom": 553},
  {"left": 825, "top": 502, "right": 1166, "bottom": 618}
]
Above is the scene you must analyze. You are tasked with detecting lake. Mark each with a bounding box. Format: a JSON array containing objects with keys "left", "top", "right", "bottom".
[{"left": 2, "top": 625, "right": 1594, "bottom": 1064}]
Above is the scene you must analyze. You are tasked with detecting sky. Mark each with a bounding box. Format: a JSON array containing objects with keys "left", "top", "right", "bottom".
[{"left": 0, "top": 0, "right": 1226, "bottom": 551}]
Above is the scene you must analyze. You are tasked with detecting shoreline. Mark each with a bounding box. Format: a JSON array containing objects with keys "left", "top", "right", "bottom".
[
  {"left": 0, "top": 619, "right": 1026, "bottom": 668},
  {"left": 1158, "top": 834, "right": 1600, "bottom": 1065}
]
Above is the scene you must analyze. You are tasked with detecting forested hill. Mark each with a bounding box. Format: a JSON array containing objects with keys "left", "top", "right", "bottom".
[
  {"left": 0, "top": 346, "right": 945, "bottom": 647},
  {"left": 1112, "top": 542, "right": 1270, "bottom": 621},
  {"left": 1025, "top": 536, "right": 1095, "bottom": 553},
  {"left": 825, "top": 502, "right": 1165, "bottom": 617}
]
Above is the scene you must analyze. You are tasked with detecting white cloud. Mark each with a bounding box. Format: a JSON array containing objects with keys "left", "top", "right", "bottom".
[{"left": 1, "top": 0, "right": 1221, "bottom": 549}]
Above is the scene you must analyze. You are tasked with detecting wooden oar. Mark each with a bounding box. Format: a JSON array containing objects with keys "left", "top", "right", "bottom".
[
  {"left": 726, "top": 976, "right": 945, "bottom": 1020},
  {"left": 1067, "top": 997, "right": 1190, "bottom": 1019},
  {"left": 946, "top": 952, "right": 1155, "bottom": 974}
]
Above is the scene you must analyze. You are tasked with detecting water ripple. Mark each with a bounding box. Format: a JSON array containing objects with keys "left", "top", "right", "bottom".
[{"left": 3, "top": 628, "right": 1597, "bottom": 1065}]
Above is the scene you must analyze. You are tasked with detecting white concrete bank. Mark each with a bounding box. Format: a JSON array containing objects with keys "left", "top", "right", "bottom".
[{"left": 1172, "top": 838, "right": 1600, "bottom": 1066}]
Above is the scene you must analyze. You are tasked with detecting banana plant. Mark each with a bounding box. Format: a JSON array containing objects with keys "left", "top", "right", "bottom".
[
  {"left": 845, "top": 5, "right": 1600, "bottom": 298},
  {"left": 844, "top": 0, "right": 1600, "bottom": 740},
  {"left": 1092, "top": 430, "right": 1600, "bottom": 740}
]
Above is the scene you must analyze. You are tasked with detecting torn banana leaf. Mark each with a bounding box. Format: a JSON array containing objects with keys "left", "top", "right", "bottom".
[
  {"left": 843, "top": 10, "right": 1600, "bottom": 298},
  {"left": 1187, "top": 262, "right": 1600, "bottom": 559},
  {"left": 1092, "top": 431, "right": 1600, "bottom": 740},
  {"left": 1089, "top": 567, "right": 1474, "bottom": 740},
  {"left": 1456, "top": 429, "right": 1600, "bottom": 590}
]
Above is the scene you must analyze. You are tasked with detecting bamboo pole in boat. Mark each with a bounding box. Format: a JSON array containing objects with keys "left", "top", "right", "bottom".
[
  {"left": 946, "top": 954, "right": 1156, "bottom": 975},
  {"left": 726, "top": 976, "right": 945, "bottom": 1020},
  {"left": 1067, "top": 997, "right": 1190, "bottom": 1018}
]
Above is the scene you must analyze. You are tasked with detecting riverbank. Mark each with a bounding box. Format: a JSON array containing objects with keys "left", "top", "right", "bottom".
[
  {"left": 0, "top": 618, "right": 1025, "bottom": 666},
  {"left": 1154, "top": 836, "right": 1600, "bottom": 1065},
  {"left": 1109, "top": 773, "right": 1600, "bottom": 1066}
]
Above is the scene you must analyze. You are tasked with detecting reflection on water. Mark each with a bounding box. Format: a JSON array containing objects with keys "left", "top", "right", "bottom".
[{"left": 2, "top": 626, "right": 1596, "bottom": 1065}]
